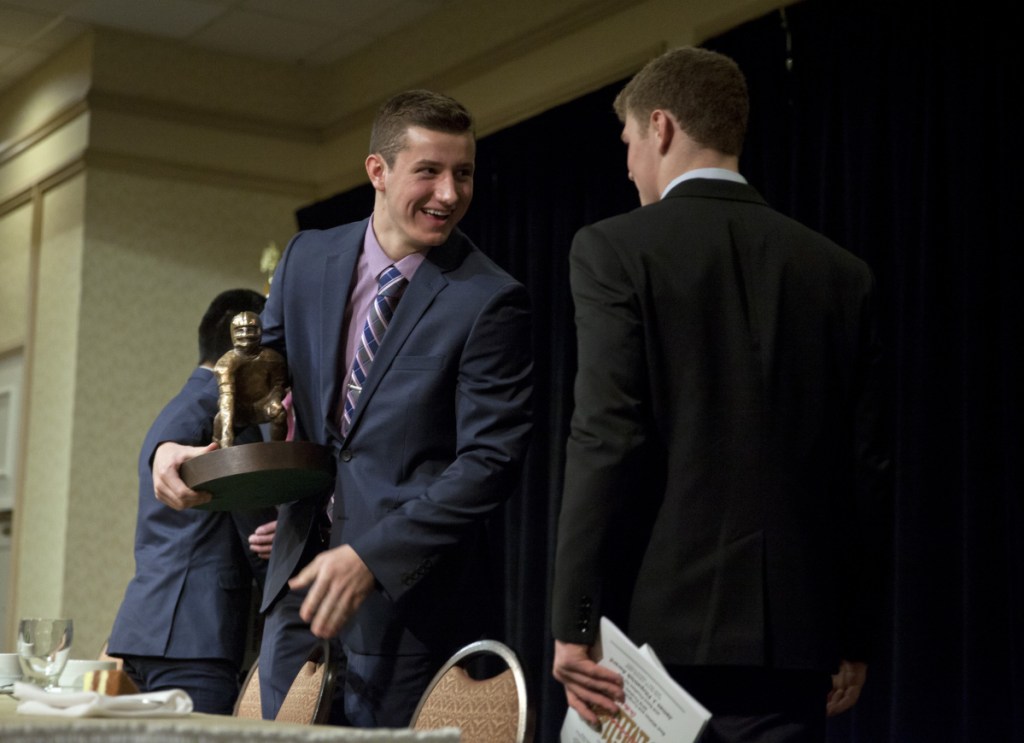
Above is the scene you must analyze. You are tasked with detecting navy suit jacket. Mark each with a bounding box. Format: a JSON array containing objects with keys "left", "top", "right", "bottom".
[
  {"left": 253, "top": 219, "right": 531, "bottom": 656},
  {"left": 552, "top": 179, "right": 891, "bottom": 672},
  {"left": 109, "top": 368, "right": 275, "bottom": 664}
]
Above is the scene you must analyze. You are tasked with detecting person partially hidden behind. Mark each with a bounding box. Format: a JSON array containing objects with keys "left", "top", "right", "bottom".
[
  {"left": 551, "top": 47, "right": 892, "bottom": 742},
  {"left": 150, "top": 90, "right": 534, "bottom": 727},
  {"left": 108, "top": 289, "right": 278, "bottom": 714},
  {"left": 212, "top": 310, "right": 288, "bottom": 449}
]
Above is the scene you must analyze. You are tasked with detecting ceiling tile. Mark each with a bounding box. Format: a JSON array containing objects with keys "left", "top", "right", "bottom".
[
  {"left": 239, "top": 0, "right": 386, "bottom": 27},
  {"left": 67, "top": 0, "right": 228, "bottom": 39},
  {"left": 303, "top": 33, "right": 372, "bottom": 66},
  {"left": 375, "top": 0, "right": 439, "bottom": 37},
  {"left": 0, "top": 0, "right": 83, "bottom": 12},
  {"left": 0, "top": 6, "right": 62, "bottom": 44},
  {"left": 0, "top": 0, "right": 469, "bottom": 94},
  {"left": 189, "top": 8, "right": 345, "bottom": 62},
  {"left": 25, "top": 17, "right": 90, "bottom": 54}
]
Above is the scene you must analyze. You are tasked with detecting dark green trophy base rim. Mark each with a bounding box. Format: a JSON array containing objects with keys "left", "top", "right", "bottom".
[{"left": 181, "top": 441, "right": 335, "bottom": 511}]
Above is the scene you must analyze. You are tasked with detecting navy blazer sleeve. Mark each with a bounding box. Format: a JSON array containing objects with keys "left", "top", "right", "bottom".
[{"left": 351, "top": 280, "right": 533, "bottom": 604}]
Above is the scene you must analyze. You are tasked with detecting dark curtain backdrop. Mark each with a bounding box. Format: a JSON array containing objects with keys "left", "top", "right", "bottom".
[{"left": 296, "top": 2, "right": 1022, "bottom": 740}]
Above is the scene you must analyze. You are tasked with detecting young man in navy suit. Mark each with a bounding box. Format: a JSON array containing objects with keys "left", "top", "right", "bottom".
[
  {"left": 152, "top": 91, "right": 534, "bottom": 727},
  {"left": 109, "top": 288, "right": 277, "bottom": 714},
  {"left": 551, "top": 47, "right": 891, "bottom": 742}
]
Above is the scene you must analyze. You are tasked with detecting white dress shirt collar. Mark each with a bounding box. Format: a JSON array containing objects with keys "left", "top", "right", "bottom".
[{"left": 661, "top": 168, "right": 747, "bottom": 200}]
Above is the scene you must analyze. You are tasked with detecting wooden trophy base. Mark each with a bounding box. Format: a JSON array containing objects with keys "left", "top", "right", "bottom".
[{"left": 181, "top": 441, "right": 335, "bottom": 511}]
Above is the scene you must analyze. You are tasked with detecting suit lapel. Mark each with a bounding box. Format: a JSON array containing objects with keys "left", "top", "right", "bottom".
[
  {"left": 319, "top": 219, "right": 366, "bottom": 436},
  {"left": 344, "top": 232, "right": 467, "bottom": 439}
]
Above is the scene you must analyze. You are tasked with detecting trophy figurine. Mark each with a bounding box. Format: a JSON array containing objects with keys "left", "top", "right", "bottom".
[
  {"left": 181, "top": 312, "right": 334, "bottom": 511},
  {"left": 212, "top": 311, "right": 288, "bottom": 449}
]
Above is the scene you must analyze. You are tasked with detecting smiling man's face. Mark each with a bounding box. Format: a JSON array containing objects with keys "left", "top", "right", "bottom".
[{"left": 367, "top": 126, "right": 475, "bottom": 259}]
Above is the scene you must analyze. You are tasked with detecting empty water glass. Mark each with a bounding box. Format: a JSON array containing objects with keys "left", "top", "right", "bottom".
[{"left": 17, "top": 618, "right": 73, "bottom": 690}]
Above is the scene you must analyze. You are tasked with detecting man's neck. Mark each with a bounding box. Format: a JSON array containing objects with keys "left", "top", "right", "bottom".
[
  {"left": 371, "top": 209, "right": 426, "bottom": 263},
  {"left": 662, "top": 151, "right": 738, "bottom": 189},
  {"left": 655, "top": 128, "right": 737, "bottom": 192}
]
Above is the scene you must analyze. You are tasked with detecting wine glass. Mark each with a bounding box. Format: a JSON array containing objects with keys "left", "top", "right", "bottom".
[{"left": 16, "top": 618, "right": 73, "bottom": 690}]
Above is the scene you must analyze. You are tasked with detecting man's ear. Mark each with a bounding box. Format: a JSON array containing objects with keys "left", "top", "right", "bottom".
[
  {"left": 650, "top": 109, "right": 674, "bottom": 155},
  {"left": 365, "top": 153, "right": 387, "bottom": 191}
]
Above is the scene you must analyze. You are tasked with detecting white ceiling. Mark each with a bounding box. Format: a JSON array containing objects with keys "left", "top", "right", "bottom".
[{"left": 0, "top": 0, "right": 450, "bottom": 92}]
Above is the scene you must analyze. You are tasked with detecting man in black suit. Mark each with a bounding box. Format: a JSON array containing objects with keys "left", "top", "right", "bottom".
[{"left": 551, "top": 47, "right": 891, "bottom": 742}]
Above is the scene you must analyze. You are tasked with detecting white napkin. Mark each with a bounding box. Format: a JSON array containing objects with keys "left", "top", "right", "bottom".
[{"left": 13, "top": 681, "right": 193, "bottom": 718}]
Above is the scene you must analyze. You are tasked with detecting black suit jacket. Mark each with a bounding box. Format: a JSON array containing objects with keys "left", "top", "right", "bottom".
[{"left": 552, "top": 178, "right": 890, "bottom": 672}]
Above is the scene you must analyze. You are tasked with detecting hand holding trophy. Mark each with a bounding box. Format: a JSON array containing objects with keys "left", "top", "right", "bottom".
[{"left": 181, "top": 312, "right": 334, "bottom": 511}]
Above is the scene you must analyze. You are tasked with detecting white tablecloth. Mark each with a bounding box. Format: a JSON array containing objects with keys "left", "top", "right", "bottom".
[{"left": 0, "top": 696, "right": 460, "bottom": 743}]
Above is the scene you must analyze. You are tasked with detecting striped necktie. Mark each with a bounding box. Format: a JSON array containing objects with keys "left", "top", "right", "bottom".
[{"left": 342, "top": 265, "right": 408, "bottom": 434}]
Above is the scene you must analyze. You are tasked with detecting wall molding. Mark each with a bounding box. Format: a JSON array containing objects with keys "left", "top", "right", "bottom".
[
  {"left": 0, "top": 100, "right": 88, "bottom": 170},
  {"left": 0, "top": 189, "right": 32, "bottom": 220},
  {"left": 84, "top": 149, "right": 318, "bottom": 200},
  {"left": 86, "top": 91, "right": 322, "bottom": 145},
  {"left": 0, "top": 98, "right": 319, "bottom": 210},
  {"left": 0, "top": 159, "right": 85, "bottom": 220}
]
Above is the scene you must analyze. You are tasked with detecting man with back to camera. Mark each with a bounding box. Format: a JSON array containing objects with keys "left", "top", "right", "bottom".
[
  {"left": 551, "top": 47, "right": 892, "bottom": 742},
  {"left": 108, "top": 288, "right": 277, "bottom": 714},
  {"left": 151, "top": 90, "right": 534, "bottom": 727}
]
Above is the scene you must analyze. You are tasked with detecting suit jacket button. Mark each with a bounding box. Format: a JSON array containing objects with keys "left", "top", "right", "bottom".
[{"left": 340, "top": 450, "right": 353, "bottom": 462}]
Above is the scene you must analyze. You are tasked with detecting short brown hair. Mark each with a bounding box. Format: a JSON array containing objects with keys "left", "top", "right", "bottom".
[
  {"left": 614, "top": 47, "right": 748, "bottom": 156},
  {"left": 369, "top": 89, "right": 475, "bottom": 165}
]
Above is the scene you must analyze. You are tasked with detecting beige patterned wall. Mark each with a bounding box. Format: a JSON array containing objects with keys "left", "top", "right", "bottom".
[
  {"left": 0, "top": 203, "right": 31, "bottom": 354},
  {"left": 16, "top": 174, "right": 85, "bottom": 622},
  {"left": 60, "top": 168, "right": 297, "bottom": 655}
]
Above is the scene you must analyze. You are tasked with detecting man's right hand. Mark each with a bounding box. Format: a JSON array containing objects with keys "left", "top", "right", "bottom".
[
  {"left": 552, "top": 640, "right": 625, "bottom": 728},
  {"left": 827, "top": 659, "right": 867, "bottom": 716},
  {"left": 152, "top": 441, "right": 215, "bottom": 510}
]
